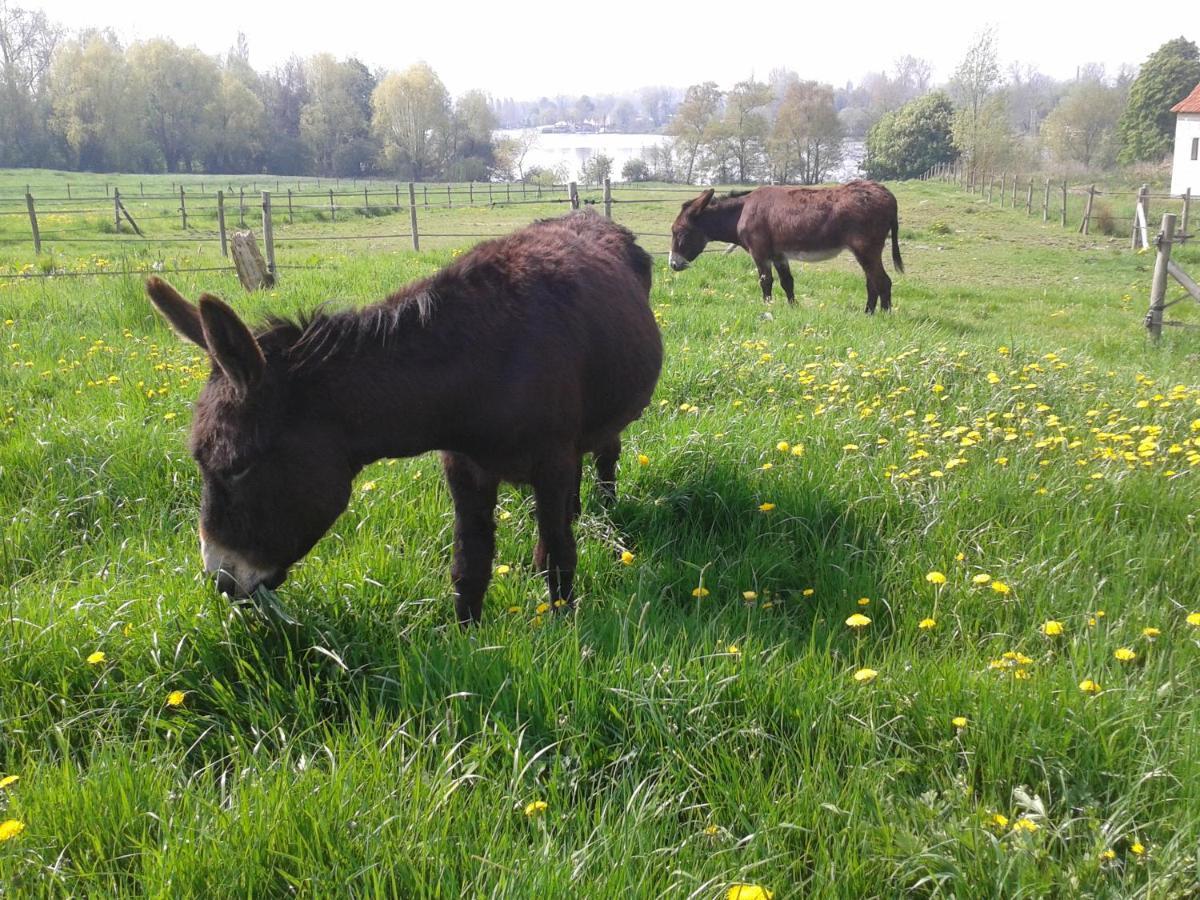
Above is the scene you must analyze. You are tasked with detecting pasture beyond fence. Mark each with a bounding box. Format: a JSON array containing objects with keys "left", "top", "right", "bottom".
[
  {"left": 0, "top": 177, "right": 709, "bottom": 281},
  {"left": 921, "top": 162, "right": 1193, "bottom": 248}
]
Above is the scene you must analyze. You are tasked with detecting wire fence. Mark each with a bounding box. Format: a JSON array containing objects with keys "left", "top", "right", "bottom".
[{"left": 0, "top": 176, "right": 713, "bottom": 281}]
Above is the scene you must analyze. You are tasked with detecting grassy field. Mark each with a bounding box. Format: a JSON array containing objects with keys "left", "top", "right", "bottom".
[{"left": 2, "top": 171, "right": 1200, "bottom": 897}]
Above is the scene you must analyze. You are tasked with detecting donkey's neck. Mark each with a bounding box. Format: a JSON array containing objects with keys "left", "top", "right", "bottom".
[
  {"left": 699, "top": 199, "right": 745, "bottom": 246},
  {"left": 287, "top": 297, "right": 470, "bottom": 467}
]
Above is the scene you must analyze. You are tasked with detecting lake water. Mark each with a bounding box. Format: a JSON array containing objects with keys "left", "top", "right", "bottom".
[{"left": 497, "top": 129, "right": 865, "bottom": 183}]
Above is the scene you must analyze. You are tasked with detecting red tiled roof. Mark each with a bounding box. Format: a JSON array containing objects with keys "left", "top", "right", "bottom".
[{"left": 1172, "top": 82, "right": 1200, "bottom": 114}]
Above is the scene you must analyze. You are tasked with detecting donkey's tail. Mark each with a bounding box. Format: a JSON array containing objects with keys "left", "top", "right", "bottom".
[{"left": 890, "top": 211, "right": 905, "bottom": 274}]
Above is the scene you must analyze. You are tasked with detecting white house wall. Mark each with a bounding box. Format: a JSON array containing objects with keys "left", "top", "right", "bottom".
[{"left": 1171, "top": 113, "right": 1200, "bottom": 195}]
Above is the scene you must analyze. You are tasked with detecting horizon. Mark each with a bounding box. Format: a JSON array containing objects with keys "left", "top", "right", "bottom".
[{"left": 24, "top": 0, "right": 1190, "bottom": 99}]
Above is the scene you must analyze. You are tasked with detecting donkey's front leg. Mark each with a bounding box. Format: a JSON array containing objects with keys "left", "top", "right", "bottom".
[
  {"left": 532, "top": 452, "right": 580, "bottom": 612},
  {"left": 442, "top": 452, "right": 500, "bottom": 626}
]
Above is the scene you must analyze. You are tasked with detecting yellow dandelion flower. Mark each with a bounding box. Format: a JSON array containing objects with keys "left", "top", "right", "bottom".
[
  {"left": 727, "top": 886, "right": 774, "bottom": 900},
  {"left": 845, "top": 613, "right": 871, "bottom": 629},
  {"left": 507, "top": 605, "right": 521, "bottom": 614},
  {"left": 86, "top": 650, "right": 106, "bottom": 665},
  {"left": 524, "top": 800, "right": 548, "bottom": 817},
  {"left": 925, "top": 571, "right": 946, "bottom": 585},
  {"left": 955, "top": 552, "right": 965, "bottom": 562},
  {"left": 704, "top": 824, "right": 720, "bottom": 836},
  {"left": 637, "top": 453, "right": 650, "bottom": 466},
  {"left": 802, "top": 588, "right": 814, "bottom": 597},
  {"left": 620, "top": 551, "right": 635, "bottom": 566},
  {"left": 0, "top": 775, "right": 18, "bottom": 789},
  {"left": 918, "top": 617, "right": 937, "bottom": 630},
  {"left": 790, "top": 444, "right": 805, "bottom": 457},
  {"left": 758, "top": 502, "right": 776, "bottom": 512},
  {"left": 990, "top": 581, "right": 1011, "bottom": 595},
  {"left": 1130, "top": 841, "right": 1145, "bottom": 855},
  {"left": 1114, "top": 647, "right": 1136, "bottom": 662},
  {"left": 535, "top": 602, "right": 551, "bottom": 615},
  {"left": 692, "top": 587, "right": 710, "bottom": 598},
  {"left": 952, "top": 716, "right": 968, "bottom": 729},
  {"left": 991, "top": 813, "right": 1009, "bottom": 829},
  {"left": 1187, "top": 612, "right": 1200, "bottom": 627},
  {"left": 726, "top": 644, "right": 741, "bottom": 656},
  {"left": 1100, "top": 849, "right": 1116, "bottom": 861},
  {"left": 360, "top": 480, "right": 377, "bottom": 493},
  {"left": 166, "top": 690, "right": 186, "bottom": 708},
  {"left": 1142, "top": 627, "right": 1160, "bottom": 639},
  {"left": 852, "top": 667, "right": 878, "bottom": 683},
  {"left": 842, "top": 443, "right": 860, "bottom": 451},
  {"left": 972, "top": 573, "right": 991, "bottom": 585},
  {"left": 1012, "top": 818, "right": 1039, "bottom": 833},
  {"left": 0, "top": 820, "right": 25, "bottom": 842},
  {"left": 742, "top": 591, "right": 758, "bottom": 601},
  {"left": 1041, "top": 620, "right": 1064, "bottom": 636},
  {"left": 857, "top": 597, "right": 870, "bottom": 606},
  {"left": 553, "top": 599, "right": 567, "bottom": 608},
  {"left": 495, "top": 564, "right": 511, "bottom": 576},
  {"left": 1079, "top": 679, "right": 1102, "bottom": 694},
  {"left": 776, "top": 441, "right": 790, "bottom": 452}
]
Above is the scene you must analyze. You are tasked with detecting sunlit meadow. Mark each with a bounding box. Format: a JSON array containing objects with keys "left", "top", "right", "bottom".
[{"left": 2, "top": 175, "right": 1199, "bottom": 896}]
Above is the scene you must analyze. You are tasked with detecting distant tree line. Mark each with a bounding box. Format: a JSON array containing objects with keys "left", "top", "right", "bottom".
[
  {"left": 0, "top": 5, "right": 503, "bottom": 179},
  {"left": 1, "top": 0, "right": 1196, "bottom": 185}
]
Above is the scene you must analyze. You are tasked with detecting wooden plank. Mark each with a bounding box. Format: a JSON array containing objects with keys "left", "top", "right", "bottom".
[
  {"left": 1147, "top": 214, "right": 1177, "bottom": 340},
  {"left": 261, "top": 191, "right": 276, "bottom": 280},
  {"left": 408, "top": 183, "right": 420, "bottom": 251},
  {"left": 217, "top": 191, "right": 228, "bottom": 257},
  {"left": 25, "top": 193, "right": 40, "bottom": 255},
  {"left": 1168, "top": 259, "right": 1200, "bottom": 302}
]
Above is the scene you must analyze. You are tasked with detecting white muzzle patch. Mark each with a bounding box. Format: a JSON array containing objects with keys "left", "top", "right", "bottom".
[
  {"left": 200, "top": 531, "right": 273, "bottom": 596},
  {"left": 669, "top": 252, "right": 689, "bottom": 271}
]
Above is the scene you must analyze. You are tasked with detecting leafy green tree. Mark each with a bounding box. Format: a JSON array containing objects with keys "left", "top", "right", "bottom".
[
  {"left": 721, "top": 78, "right": 772, "bottom": 182},
  {"left": 445, "top": 88, "right": 497, "bottom": 179},
  {"left": 769, "top": 80, "right": 844, "bottom": 184},
  {"left": 0, "top": 1, "right": 60, "bottom": 166},
  {"left": 863, "top": 91, "right": 955, "bottom": 180},
  {"left": 371, "top": 62, "right": 451, "bottom": 180},
  {"left": 580, "top": 153, "right": 613, "bottom": 186},
  {"left": 301, "top": 54, "right": 375, "bottom": 177},
  {"left": 1041, "top": 78, "right": 1125, "bottom": 168},
  {"left": 949, "top": 28, "right": 1008, "bottom": 179},
  {"left": 1117, "top": 37, "right": 1200, "bottom": 163},
  {"left": 666, "top": 82, "right": 721, "bottom": 183},
  {"left": 127, "top": 39, "right": 221, "bottom": 172},
  {"left": 48, "top": 31, "right": 138, "bottom": 171},
  {"left": 621, "top": 158, "right": 649, "bottom": 181}
]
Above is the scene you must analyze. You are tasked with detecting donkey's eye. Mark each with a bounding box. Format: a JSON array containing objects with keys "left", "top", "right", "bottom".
[{"left": 227, "top": 464, "right": 254, "bottom": 484}]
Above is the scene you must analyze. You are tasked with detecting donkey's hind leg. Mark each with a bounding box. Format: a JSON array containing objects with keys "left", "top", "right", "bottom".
[
  {"left": 532, "top": 449, "right": 581, "bottom": 610},
  {"left": 594, "top": 436, "right": 621, "bottom": 509},
  {"left": 773, "top": 257, "right": 796, "bottom": 305}
]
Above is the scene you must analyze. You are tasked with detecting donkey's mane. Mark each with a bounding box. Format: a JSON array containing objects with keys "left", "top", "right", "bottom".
[{"left": 262, "top": 286, "right": 439, "bottom": 374}]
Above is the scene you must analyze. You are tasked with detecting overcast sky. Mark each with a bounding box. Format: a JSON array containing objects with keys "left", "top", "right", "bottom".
[{"left": 27, "top": 0, "right": 1191, "bottom": 98}]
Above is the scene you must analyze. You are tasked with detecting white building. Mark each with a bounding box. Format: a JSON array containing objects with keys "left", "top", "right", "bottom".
[{"left": 1170, "top": 82, "right": 1200, "bottom": 196}]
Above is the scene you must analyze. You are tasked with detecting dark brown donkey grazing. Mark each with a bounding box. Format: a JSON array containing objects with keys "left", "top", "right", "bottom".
[
  {"left": 669, "top": 181, "right": 904, "bottom": 313},
  {"left": 147, "top": 211, "right": 662, "bottom": 625}
]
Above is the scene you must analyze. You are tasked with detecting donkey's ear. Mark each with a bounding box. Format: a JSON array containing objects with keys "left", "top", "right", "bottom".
[
  {"left": 146, "top": 277, "right": 207, "bottom": 348},
  {"left": 692, "top": 188, "right": 716, "bottom": 213},
  {"left": 198, "top": 294, "right": 265, "bottom": 394}
]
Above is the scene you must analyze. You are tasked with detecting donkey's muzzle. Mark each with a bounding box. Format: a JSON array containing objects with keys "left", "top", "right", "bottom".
[{"left": 668, "top": 252, "right": 690, "bottom": 272}]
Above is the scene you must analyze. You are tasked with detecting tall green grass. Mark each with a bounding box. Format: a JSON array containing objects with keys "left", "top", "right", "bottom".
[{"left": 1, "top": 179, "right": 1199, "bottom": 896}]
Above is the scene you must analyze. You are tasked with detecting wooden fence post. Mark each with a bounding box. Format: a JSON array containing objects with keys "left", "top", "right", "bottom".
[
  {"left": 408, "top": 183, "right": 420, "bottom": 251},
  {"left": 1026, "top": 178, "right": 1033, "bottom": 215},
  {"left": 1000, "top": 173, "right": 1006, "bottom": 206},
  {"left": 364, "top": 187, "right": 369, "bottom": 210},
  {"left": 25, "top": 192, "right": 40, "bottom": 255},
  {"left": 447, "top": 184, "right": 452, "bottom": 208},
  {"left": 1043, "top": 179, "right": 1050, "bottom": 222},
  {"left": 469, "top": 182, "right": 474, "bottom": 205},
  {"left": 179, "top": 187, "right": 188, "bottom": 230},
  {"left": 261, "top": 191, "right": 276, "bottom": 280},
  {"left": 395, "top": 184, "right": 401, "bottom": 210},
  {"left": 569, "top": 182, "right": 579, "bottom": 210},
  {"left": 217, "top": 190, "right": 228, "bottom": 257},
  {"left": 1132, "top": 185, "right": 1149, "bottom": 249},
  {"left": 288, "top": 188, "right": 294, "bottom": 225},
  {"left": 1081, "top": 185, "right": 1095, "bottom": 234},
  {"left": 423, "top": 184, "right": 428, "bottom": 208},
  {"left": 1060, "top": 180, "right": 1067, "bottom": 227},
  {"left": 1146, "top": 213, "right": 1177, "bottom": 340},
  {"left": 604, "top": 177, "right": 612, "bottom": 218},
  {"left": 113, "top": 187, "right": 122, "bottom": 233},
  {"left": 239, "top": 188, "right": 246, "bottom": 228},
  {"left": 329, "top": 189, "right": 336, "bottom": 222},
  {"left": 1012, "top": 174, "right": 1018, "bottom": 207},
  {"left": 1182, "top": 188, "right": 1191, "bottom": 237}
]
